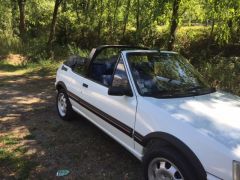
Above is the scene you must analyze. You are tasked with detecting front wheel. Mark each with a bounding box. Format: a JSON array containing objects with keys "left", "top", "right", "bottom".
[
  {"left": 56, "top": 89, "right": 75, "bottom": 121},
  {"left": 143, "top": 145, "right": 196, "bottom": 180}
]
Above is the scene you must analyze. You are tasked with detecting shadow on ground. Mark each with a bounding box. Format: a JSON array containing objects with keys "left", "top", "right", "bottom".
[
  {"left": 0, "top": 62, "right": 26, "bottom": 72},
  {"left": 0, "top": 71, "right": 142, "bottom": 179}
]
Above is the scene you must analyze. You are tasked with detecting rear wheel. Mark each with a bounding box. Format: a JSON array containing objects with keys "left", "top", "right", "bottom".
[
  {"left": 56, "top": 89, "right": 75, "bottom": 121},
  {"left": 143, "top": 143, "right": 196, "bottom": 180}
]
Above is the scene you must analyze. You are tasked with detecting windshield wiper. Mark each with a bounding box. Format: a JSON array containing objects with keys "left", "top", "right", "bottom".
[
  {"left": 145, "top": 91, "right": 198, "bottom": 98},
  {"left": 186, "top": 86, "right": 216, "bottom": 95},
  {"left": 187, "top": 86, "right": 204, "bottom": 91},
  {"left": 143, "top": 86, "right": 215, "bottom": 98},
  {"left": 144, "top": 89, "right": 185, "bottom": 98}
]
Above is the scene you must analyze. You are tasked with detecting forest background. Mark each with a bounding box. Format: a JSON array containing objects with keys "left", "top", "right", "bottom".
[{"left": 0, "top": 0, "right": 239, "bottom": 94}]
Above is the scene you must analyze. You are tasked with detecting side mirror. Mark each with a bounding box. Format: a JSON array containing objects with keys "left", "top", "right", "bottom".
[{"left": 108, "top": 86, "right": 133, "bottom": 97}]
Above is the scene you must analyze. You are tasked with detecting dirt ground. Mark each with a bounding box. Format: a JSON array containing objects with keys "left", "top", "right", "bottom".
[{"left": 0, "top": 68, "right": 143, "bottom": 179}]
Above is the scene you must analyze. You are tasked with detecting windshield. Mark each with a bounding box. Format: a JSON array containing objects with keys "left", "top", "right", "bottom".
[{"left": 127, "top": 52, "right": 215, "bottom": 98}]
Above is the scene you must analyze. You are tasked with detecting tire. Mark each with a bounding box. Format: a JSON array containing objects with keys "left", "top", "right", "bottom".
[
  {"left": 143, "top": 142, "right": 197, "bottom": 180},
  {"left": 56, "top": 89, "right": 75, "bottom": 121}
]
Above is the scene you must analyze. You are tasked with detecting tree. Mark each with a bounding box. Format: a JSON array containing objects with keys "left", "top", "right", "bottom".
[
  {"left": 97, "top": 0, "right": 104, "bottom": 43},
  {"left": 17, "top": 0, "right": 26, "bottom": 42},
  {"left": 167, "top": 0, "right": 181, "bottom": 50},
  {"left": 0, "top": 0, "right": 239, "bottom": 56},
  {"left": 47, "top": 0, "right": 63, "bottom": 54},
  {"left": 122, "top": 0, "right": 131, "bottom": 38},
  {"left": 135, "top": 0, "right": 141, "bottom": 44},
  {"left": 112, "top": 0, "right": 120, "bottom": 38}
]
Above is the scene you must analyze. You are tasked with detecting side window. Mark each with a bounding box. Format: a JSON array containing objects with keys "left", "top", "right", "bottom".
[
  {"left": 111, "top": 58, "right": 130, "bottom": 89},
  {"left": 90, "top": 49, "right": 119, "bottom": 86},
  {"left": 73, "top": 64, "right": 85, "bottom": 75},
  {"left": 67, "top": 56, "right": 87, "bottom": 76}
]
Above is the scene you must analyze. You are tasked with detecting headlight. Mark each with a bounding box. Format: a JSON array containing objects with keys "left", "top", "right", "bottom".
[{"left": 233, "top": 161, "right": 240, "bottom": 180}]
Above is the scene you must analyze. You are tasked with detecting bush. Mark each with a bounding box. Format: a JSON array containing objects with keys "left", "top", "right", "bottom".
[
  {"left": 0, "top": 34, "right": 23, "bottom": 55},
  {"left": 198, "top": 57, "right": 240, "bottom": 95}
]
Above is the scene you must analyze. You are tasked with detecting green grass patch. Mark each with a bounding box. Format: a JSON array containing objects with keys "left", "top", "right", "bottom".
[
  {"left": 14, "top": 146, "right": 28, "bottom": 154},
  {"left": 23, "top": 59, "right": 61, "bottom": 76},
  {"left": 0, "top": 148, "right": 37, "bottom": 179},
  {"left": 0, "top": 135, "right": 38, "bottom": 179},
  {"left": 0, "top": 61, "right": 26, "bottom": 72},
  {"left": 0, "top": 135, "right": 20, "bottom": 145},
  {"left": 0, "top": 34, "right": 22, "bottom": 55},
  {"left": 0, "top": 58, "right": 62, "bottom": 76}
]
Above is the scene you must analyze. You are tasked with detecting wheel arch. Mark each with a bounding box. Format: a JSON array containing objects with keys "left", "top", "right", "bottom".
[
  {"left": 56, "top": 81, "right": 67, "bottom": 91},
  {"left": 142, "top": 132, "right": 207, "bottom": 180}
]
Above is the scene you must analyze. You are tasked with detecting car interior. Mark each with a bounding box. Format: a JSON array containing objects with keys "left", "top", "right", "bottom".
[{"left": 90, "top": 56, "right": 118, "bottom": 86}]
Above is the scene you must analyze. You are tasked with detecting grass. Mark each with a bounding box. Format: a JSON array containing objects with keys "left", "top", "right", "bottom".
[
  {"left": 0, "top": 59, "right": 58, "bottom": 177},
  {"left": 0, "top": 62, "right": 25, "bottom": 72},
  {"left": 0, "top": 135, "right": 38, "bottom": 179},
  {"left": 0, "top": 34, "right": 22, "bottom": 55},
  {"left": 24, "top": 59, "right": 62, "bottom": 76},
  {"left": 0, "top": 58, "right": 62, "bottom": 76},
  {"left": 0, "top": 136, "right": 19, "bottom": 145}
]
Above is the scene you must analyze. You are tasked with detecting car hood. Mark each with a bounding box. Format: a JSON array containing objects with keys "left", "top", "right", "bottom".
[{"left": 146, "top": 91, "right": 240, "bottom": 155}]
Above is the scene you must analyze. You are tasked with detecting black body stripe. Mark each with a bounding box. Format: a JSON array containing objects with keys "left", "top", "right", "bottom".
[
  {"left": 64, "top": 89, "right": 207, "bottom": 179},
  {"left": 67, "top": 91, "right": 134, "bottom": 137},
  {"left": 67, "top": 90, "right": 145, "bottom": 144},
  {"left": 134, "top": 131, "right": 144, "bottom": 145}
]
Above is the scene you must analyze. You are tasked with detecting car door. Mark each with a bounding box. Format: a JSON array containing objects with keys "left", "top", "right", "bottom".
[
  {"left": 66, "top": 61, "right": 86, "bottom": 112},
  {"left": 79, "top": 55, "right": 137, "bottom": 149}
]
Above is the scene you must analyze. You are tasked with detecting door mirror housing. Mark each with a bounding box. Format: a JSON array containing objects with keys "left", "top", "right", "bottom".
[{"left": 108, "top": 86, "right": 133, "bottom": 97}]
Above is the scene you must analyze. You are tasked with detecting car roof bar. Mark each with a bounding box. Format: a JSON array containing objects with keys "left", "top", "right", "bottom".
[{"left": 89, "top": 45, "right": 149, "bottom": 60}]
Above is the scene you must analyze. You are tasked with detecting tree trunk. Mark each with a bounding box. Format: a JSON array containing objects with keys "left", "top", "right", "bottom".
[
  {"left": 108, "top": 0, "right": 120, "bottom": 42},
  {"left": 207, "top": 18, "right": 215, "bottom": 51},
  {"left": 11, "top": 0, "right": 18, "bottom": 35},
  {"left": 210, "top": 19, "right": 215, "bottom": 40},
  {"left": 135, "top": 0, "right": 140, "bottom": 44},
  {"left": 167, "top": 0, "right": 181, "bottom": 51},
  {"left": 122, "top": 0, "right": 131, "bottom": 38},
  {"left": 112, "top": 0, "right": 120, "bottom": 32},
  {"left": 17, "top": 0, "right": 26, "bottom": 42},
  {"left": 47, "top": 0, "right": 63, "bottom": 54},
  {"left": 97, "top": 0, "right": 104, "bottom": 44}
]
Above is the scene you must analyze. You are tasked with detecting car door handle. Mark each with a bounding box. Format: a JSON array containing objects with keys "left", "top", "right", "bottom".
[{"left": 82, "top": 83, "right": 88, "bottom": 88}]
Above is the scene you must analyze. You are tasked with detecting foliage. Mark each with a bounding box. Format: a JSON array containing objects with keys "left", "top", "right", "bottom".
[
  {"left": 0, "top": 0, "right": 239, "bottom": 51},
  {"left": 0, "top": 0, "right": 239, "bottom": 94},
  {"left": 198, "top": 57, "right": 240, "bottom": 95},
  {"left": 201, "top": 0, "right": 240, "bottom": 45},
  {"left": 0, "top": 58, "right": 61, "bottom": 76},
  {"left": 67, "top": 43, "right": 90, "bottom": 57}
]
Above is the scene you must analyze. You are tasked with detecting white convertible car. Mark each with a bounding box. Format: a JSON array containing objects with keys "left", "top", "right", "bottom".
[{"left": 55, "top": 45, "right": 240, "bottom": 180}]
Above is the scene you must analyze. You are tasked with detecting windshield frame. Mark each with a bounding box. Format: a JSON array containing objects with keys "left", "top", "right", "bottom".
[{"left": 124, "top": 50, "right": 215, "bottom": 98}]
